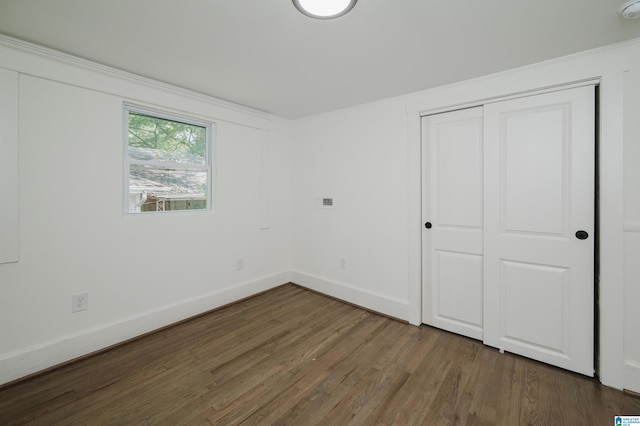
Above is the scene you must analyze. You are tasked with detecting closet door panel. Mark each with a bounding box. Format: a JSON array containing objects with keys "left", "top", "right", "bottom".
[
  {"left": 483, "top": 86, "right": 595, "bottom": 376},
  {"left": 422, "top": 107, "right": 484, "bottom": 340}
]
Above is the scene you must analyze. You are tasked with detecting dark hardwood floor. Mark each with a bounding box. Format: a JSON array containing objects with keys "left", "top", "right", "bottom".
[{"left": 0, "top": 284, "right": 638, "bottom": 425}]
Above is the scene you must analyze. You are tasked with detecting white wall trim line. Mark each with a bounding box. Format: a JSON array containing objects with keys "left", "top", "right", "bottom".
[
  {"left": 0, "top": 34, "right": 270, "bottom": 121},
  {"left": 0, "top": 34, "right": 272, "bottom": 130},
  {"left": 0, "top": 68, "right": 20, "bottom": 264},
  {"left": 291, "top": 271, "right": 409, "bottom": 321},
  {"left": 0, "top": 271, "right": 291, "bottom": 386}
]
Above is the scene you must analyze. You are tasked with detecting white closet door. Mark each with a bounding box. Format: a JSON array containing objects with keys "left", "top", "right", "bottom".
[
  {"left": 422, "top": 107, "right": 484, "bottom": 340},
  {"left": 483, "top": 86, "right": 595, "bottom": 376}
]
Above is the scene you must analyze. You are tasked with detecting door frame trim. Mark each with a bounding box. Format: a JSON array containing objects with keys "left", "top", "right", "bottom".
[{"left": 417, "top": 78, "right": 600, "bottom": 118}]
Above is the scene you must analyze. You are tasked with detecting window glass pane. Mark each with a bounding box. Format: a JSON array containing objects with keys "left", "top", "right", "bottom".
[
  {"left": 128, "top": 164, "right": 207, "bottom": 213},
  {"left": 128, "top": 111, "right": 206, "bottom": 166}
]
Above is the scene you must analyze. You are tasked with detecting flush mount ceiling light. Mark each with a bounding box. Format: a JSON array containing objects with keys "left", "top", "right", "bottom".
[
  {"left": 293, "top": 0, "right": 357, "bottom": 19},
  {"left": 619, "top": 0, "right": 640, "bottom": 18}
]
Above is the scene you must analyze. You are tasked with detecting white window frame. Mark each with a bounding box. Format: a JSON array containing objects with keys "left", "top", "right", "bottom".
[{"left": 123, "top": 104, "right": 214, "bottom": 215}]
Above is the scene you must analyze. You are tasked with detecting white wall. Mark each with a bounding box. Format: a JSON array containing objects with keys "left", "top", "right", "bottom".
[
  {"left": 0, "top": 38, "right": 292, "bottom": 385},
  {"left": 291, "top": 100, "right": 410, "bottom": 319},
  {"left": 0, "top": 68, "right": 19, "bottom": 264},
  {"left": 290, "top": 39, "right": 640, "bottom": 392},
  {"left": 623, "top": 55, "right": 640, "bottom": 393}
]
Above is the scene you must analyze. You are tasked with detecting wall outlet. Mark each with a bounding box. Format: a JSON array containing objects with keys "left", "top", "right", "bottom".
[
  {"left": 72, "top": 293, "right": 88, "bottom": 313},
  {"left": 237, "top": 257, "right": 245, "bottom": 271}
]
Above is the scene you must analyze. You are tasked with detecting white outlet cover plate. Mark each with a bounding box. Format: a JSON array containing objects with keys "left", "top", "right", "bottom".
[{"left": 72, "top": 293, "right": 88, "bottom": 313}]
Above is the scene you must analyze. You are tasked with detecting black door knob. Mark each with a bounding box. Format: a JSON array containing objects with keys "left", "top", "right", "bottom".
[
  {"left": 575, "top": 230, "right": 589, "bottom": 240},
  {"left": 425, "top": 222, "right": 432, "bottom": 229}
]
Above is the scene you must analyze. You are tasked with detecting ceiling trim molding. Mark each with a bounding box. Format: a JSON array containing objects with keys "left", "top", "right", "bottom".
[{"left": 0, "top": 34, "right": 273, "bottom": 126}]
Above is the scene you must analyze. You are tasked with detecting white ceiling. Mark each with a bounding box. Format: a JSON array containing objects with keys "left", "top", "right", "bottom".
[{"left": 1, "top": 0, "right": 639, "bottom": 118}]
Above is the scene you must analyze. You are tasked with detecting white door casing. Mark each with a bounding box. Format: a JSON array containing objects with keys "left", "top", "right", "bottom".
[
  {"left": 483, "top": 86, "right": 595, "bottom": 376},
  {"left": 421, "top": 107, "right": 484, "bottom": 340}
]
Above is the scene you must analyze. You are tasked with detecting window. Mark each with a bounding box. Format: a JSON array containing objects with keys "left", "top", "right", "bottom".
[{"left": 124, "top": 105, "right": 213, "bottom": 214}]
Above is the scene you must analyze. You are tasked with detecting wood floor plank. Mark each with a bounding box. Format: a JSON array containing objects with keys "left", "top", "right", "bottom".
[
  {"left": 1, "top": 283, "right": 637, "bottom": 425},
  {"left": 243, "top": 313, "right": 389, "bottom": 425},
  {"left": 203, "top": 304, "right": 370, "bottom": 425}
]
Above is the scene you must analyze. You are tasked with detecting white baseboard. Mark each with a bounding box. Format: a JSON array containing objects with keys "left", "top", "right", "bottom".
[
  {"left": 624, "top": 360, "right": 640, "bottom": 394},
  {"left": 291, "top": 271, "right": 409, "bottom": 321},
  {"left": 0, "top": 271, "right": 291, "bottom": 386},
  {"left": 1, "top": 270, "right": 410, "bottom": 386}
]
